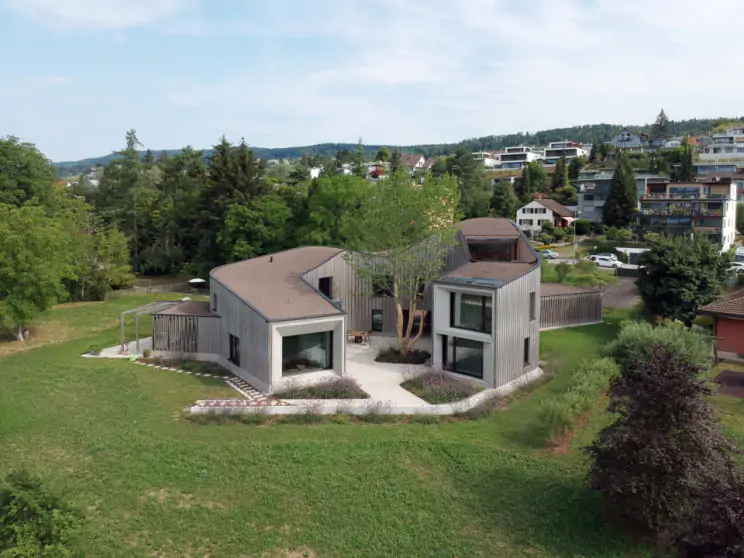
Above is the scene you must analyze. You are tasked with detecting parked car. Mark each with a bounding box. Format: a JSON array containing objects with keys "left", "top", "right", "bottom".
[
  {"left": 595, "top": 256, "right": 622, "bottom": 269},
  {"left": 728, "top": 262, "right": 744, "bottom": 274},
  {"left": 588, "top": 253, "right": 618, "bottom": 262},
  {"left": 539, "top": 249, "right": 559, "bottom": 259}
]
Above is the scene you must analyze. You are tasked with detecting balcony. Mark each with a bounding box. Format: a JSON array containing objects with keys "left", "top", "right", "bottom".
[
  {"left": 637, "top": 209, "right": 723, "bottom": 217},
  {"left": 640, "top": 193, "right": 728, "bottom": 201}
]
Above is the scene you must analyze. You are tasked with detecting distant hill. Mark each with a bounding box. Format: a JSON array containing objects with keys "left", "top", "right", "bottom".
[{"left": 54, "top": 117, "right": 741, "bottom": 175}]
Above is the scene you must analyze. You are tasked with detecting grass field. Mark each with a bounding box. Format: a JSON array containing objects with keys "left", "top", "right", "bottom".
[{"left": 0, "top": 298, "right": 650, "bottom": 557}]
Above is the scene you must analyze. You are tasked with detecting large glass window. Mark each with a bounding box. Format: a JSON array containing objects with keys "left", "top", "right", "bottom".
[
  {"left": 442, "top": 336, "right": 484, "bottom": 379},
  {"left": 282, "top": 332, "right": 333, "bottom": 375},
  {"left": 450, "top": 292, "right": 492, "bottom": 334}
]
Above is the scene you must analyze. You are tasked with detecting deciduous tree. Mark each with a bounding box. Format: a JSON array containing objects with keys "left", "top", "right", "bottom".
[
  {"left": 637, "top": 234, "right": 730, "bottom": 325},
  {"left": 552, "top": 156, "right": 569, "bottom": 191},
  {"left": 489, "top": 180, "right": 519, "bottom": 219},
  {"left": 345, "top": 171, "right": 462, "bottom": 353},
  {"left": 375, "top": 146, "right": 391, "bottom": 162}
]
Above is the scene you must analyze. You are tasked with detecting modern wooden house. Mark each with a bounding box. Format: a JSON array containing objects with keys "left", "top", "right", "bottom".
[{"left": 150, "top": 218, "right": 543, "bottom": 393}]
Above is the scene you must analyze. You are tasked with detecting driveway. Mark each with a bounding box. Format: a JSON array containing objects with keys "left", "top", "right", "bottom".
[{"left": 603, "top": 277, "right": 640, "bottom": 309}]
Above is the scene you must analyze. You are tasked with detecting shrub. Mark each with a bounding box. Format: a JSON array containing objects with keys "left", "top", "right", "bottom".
[
  {"left": 375, "top": 348, "right": 430, "bottom": 364},
  {"left": 142, "top": 349, "right": 151, "bottom": 359},
  {"left": 587, "top": 346, "right": 737, "bottom": 542},
  {"left": 539, "top": 358, "right": 619, "bottom": 442},
  {"left": 0, "top": 471, "right": 80, "bottom": 557},
  {"left": 401, "top": 371, "right": 483, "bottom": 404},
  {"left": 555, "top": 261, "right": 571, "bottom": 283},
  {"left": 276, "top": 377, "right": 369, "bottom": 400},
  {"left": 86, "top": 344, "right": 101, "bottom": 356},
  {"left": 455, "top": 395, "right": 503, "bottom": 420},
  {"left": 574, "top": 219, "right": 592, "bottom": 235},
  {"left": 551, "top": 227, "right": 566, "bottom": 241},
  {"left": 604, "top": 320, "right": 712, "bottom": 371}
]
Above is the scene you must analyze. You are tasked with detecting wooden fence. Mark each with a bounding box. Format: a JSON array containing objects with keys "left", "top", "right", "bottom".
[{"left": 540, "top": 290, "right": 603, "bottom": 331}]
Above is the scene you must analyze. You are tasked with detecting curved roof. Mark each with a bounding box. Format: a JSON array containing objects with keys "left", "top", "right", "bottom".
[{"left": 211, "top": 246, "right": 343, "bottom": 322}]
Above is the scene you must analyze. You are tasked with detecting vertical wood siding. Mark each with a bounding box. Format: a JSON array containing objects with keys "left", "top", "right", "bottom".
[
  {"left": 493, "top": 268, "right": 541, "bottom": 386},
  {"left": 210, "top": 280, "right": 271, "bottom": 386},
  {"left": 540, "top": 291, "right": 603, "bottom": 330}
]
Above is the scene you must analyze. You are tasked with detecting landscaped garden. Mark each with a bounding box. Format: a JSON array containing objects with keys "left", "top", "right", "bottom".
[{"left": 0, "top": 295, "right": 659, "bottom": 556}]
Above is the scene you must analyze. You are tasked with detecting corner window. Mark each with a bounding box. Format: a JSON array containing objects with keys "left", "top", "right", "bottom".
[
  {"left": 372, "top": 275, "right": 394, "bottom": 297},
  {"left": 529, "top": 292, "right": 536, "bottom": 321},
  {"left": 282, "top": 332, "right": 332, "bottom": 375},
  {"left": 442, "top": 335, "right": 484, "bottom": 379},
  {"left": 523, "top": 337, "right": 531, "bottom": 367},
  {"left": 229, "top": 334, "right": 240, "bottom": 366},
  {"left": 371, "top": 309, "right": 383, "bottom": 332},
  {"left": 450, "top": 292, "right": 492, "bottom": 334}
]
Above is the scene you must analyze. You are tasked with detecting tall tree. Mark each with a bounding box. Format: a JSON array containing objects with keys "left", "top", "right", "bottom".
[
  {"left": 0, "top": 204, "right": 76, "bottom": 340},
  {"left": 0, "top": 136, "right": 56, "bottom": 207},
  {"left": 588, "top": 142, "right": 599, "bottom": 163},
  {"left": 219, "top": 194, "right": 292, "bottom": 261},
  {"left": 518, "top": 161, "right": 548, "bottom": 199},
  {"left": 677, "top": 140, "right": 695, "bottom": 182},
  {"left": 568, "top": 156, "right": 587, "bottom": 180},
  {"left": 375, "top": 146, "right": 391, "bottom": 162},
  {"left": 552, "top": 156, "right": 569, "bottom": 191},
  {"left": 447, "top": 147, "right": 492, "bottom": 218},
  {"left": 637, "top": 234, "right": 730, "bottom": 325},
  {"left": 489, "top": 180, "right": 519, "bottom": 219},
  {"left": 651, "top": 108, "right": 669, "bottom": 138},
  {"left": 390, "top": 148, "right": 402, "bottom": 174},
  {"left": 592, "top": 322, "right": 733, "bottom": 543},
  {"left": 345, "top": 170, "right": 462, "bottom": 353},
  {"left": 352, "top": 139, "right": 367, "bottom": 178},
  {"left": 602, "top": 154, "right": 637, "bottom": 228}
]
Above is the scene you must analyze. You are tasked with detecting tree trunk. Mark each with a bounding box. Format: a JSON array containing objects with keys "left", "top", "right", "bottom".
[
  {"left": 395, "top": 301, "right": 404, "bottom": 352},
  {"left": 403, "top": 299, "right": 416, "bottom": 348},
  {"left": 406, "top": 310, "right": 426, "bottom": 352},
  {"left": 16, "top": 325, "right": 25, "bottom": 342}
]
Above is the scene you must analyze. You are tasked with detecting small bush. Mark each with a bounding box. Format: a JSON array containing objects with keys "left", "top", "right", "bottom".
[
  {"left": 539, "top": 357, "right": 619, "bottom": 443},
  {"left": 86, "top": 344, "right": 101, "bottom": 356},
  {"left": 375, "top": 348, "right": 430, "bottom": 364},
  {"left": 401, "top": 371, "right": 483, "bottom": 404},
  {"left": 276, "top": 377, "right": 369, "bottom": 400},
  {"left": 142, "top": 349, "right": 151, "bottom": 359},
  {"left": 0, "top": 470, "right": 80, "bottom": 557},
  {"left": 574, "top": 219, "right": 592, "bottom": 235},
  {"left": 555, "top": 261, "right": 571, "bottom": 282}
]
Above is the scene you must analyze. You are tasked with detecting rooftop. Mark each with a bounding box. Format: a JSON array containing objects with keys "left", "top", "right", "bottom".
[
  {"left": 211, "top": 246, "right": 344, "bottom": 321},
  {"left": 700, "top": 290, "right": 744, "bottom": 318},
  {"left": 457, "top": 217, "right": 521, "bottom": 238},
  {"left": 439, "top": 261, "right": 534, "bottom": 287},
  {"left": 535, "top": 198, "right": 574, "bottom": 219}
]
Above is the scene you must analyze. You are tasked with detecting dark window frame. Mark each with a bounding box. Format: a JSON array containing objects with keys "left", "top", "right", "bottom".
[
  {"left": 211, "top": 292, "right": 218, "bottom": 312},
  {"left": 442, "top": 335, "right": 484, "bottom": 379},
  {"left": 529, "top": 291, "right": 536, "bottom": 321},
  {"left": 229, "top": 334, "right": 240, "bottom": 367},
  {"left": 449, "top": 292, "right": 492, "bottom": 334},
  {"left": 371, "top": 309, "right": 383, "bottom": 332},
  {"left": 523, "top": 337, "right": 530, "bottom": 367},
  {"left": 318, "top": 276, "right": 333, "bottom": 299}
]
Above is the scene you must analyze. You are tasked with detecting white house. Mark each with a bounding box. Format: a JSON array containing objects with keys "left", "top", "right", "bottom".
[
  {"left": 499, "top": 146, "right": 542, "bottom": 170},
  {"left": 401, "top": 154, "right": 426, "bottom": 173},
  {"left": 309, "top": 167, "right": 322, "bottom": 179},
  {"left": 472, "top": 152, "right": 500, "bottom": 169},
  {"left": 664, "top": 138, "right": 683, "bottom": 149},
  {"left": 516, "top": 199, "right": 575, "bottom": 236},
  {"left": 542, "top": 141, "right": 588, "bottom": 165},
  {"left": 700, "top": 127, "right": 744, "bottom": 162}
]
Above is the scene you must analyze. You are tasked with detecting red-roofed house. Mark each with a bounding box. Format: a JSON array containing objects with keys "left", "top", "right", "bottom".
[
  {"left": 401, "top": 154, "right": 425, "bottom": 172},
  {"left": 700, "top": 291, "right": 744, "bottom": 357}
]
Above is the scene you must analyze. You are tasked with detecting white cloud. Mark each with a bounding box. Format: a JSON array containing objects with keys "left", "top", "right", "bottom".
[{"left": 5, "top": 0, "right": 189, "bottom": 29}]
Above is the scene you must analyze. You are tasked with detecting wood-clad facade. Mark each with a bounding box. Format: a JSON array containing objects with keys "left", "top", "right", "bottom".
[
  {"left": 540, "top": 290, "right": 603, "bottom": 331},
  {"left": 151, "top": 219, "right": 605, "bottom": 393}
]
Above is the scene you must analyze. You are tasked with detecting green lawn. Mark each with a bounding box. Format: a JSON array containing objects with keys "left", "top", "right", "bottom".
[{"left": 0, "top": 300, "right": 647, "bottom": 557}]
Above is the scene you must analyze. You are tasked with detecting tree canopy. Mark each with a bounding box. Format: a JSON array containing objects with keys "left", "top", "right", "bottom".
[
  {"left": 602, "top": 154, "right": 637, "bottom": 228},
  {"left": 637, "top": 234, "right": 730, "bottom": 324}
]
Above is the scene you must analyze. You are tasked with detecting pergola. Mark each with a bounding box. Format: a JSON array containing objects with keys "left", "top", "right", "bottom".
[{"left": 119, "top": 301, "right": 182, "bottom": 354}]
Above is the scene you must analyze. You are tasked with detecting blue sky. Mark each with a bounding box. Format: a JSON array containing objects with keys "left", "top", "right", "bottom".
[{"left": 1, "top": 0, "right": 743, "bottom": 161}]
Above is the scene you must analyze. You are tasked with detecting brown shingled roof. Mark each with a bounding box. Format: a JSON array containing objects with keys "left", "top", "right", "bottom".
[
  {"left": 444, "top": 261, "right": 534, "bottom": 283},
  {"left": 211, "top": 247, "right": 344, "bottom": 321},
  {"left": 700, "top": 290, "right": 744, "bottom": 318},
  {"left": 535, "top": 198, "right": 574, "bottom": 219},
  {"left": 456, "top": 217, "right": 521, "bottom": 237}
]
